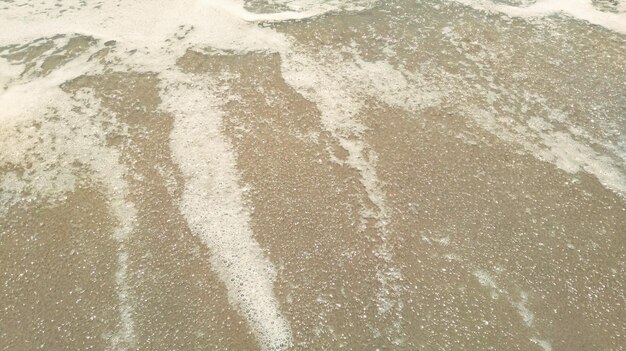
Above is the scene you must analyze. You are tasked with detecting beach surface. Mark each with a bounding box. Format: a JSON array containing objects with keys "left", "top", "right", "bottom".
[{"left": 1, "top": 1, "right": 625, "bottom": 350}]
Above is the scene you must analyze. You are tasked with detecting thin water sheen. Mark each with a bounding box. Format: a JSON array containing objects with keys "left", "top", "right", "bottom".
[{"left": 1, "top": 1, "right": 625, "bottom": 350}]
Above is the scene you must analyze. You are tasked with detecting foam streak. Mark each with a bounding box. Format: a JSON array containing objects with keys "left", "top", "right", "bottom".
[{"left": 162, "top": 73, "right": 292, "bottom": 351}]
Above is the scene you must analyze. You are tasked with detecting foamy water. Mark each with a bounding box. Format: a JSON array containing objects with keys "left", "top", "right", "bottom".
[
  {"left": 1, "top": 0, "right": 625, "bottom": 350},
  {"left": 454, "top": 0, "right": 626, "bottom": 34}
]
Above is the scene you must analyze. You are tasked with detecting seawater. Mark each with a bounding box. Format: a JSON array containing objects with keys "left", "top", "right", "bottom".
[{"left": 1, "top": 1, "right": 625, "bottom": 350}]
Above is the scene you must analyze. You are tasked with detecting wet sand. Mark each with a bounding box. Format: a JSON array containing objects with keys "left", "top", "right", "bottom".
[{"left": 1, "top": 0, "right": 625, "bottom": 350}]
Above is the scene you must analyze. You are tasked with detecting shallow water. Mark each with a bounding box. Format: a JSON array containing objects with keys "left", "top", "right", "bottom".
[{"left": 1, "top": 1, "right": 625, "bottom": 350}]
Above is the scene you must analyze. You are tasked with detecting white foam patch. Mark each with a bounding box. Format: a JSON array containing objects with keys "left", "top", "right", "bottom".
[
  {"left": 277, "top": 39, "right": 448, "bottom": 343},
  {"left": 473, "top": 269, "right": 500, "bottom": 299},
  {"left": 442, "top": 23, "right": 625, "bottom": 198},
  {"left": 0, "top": 58, "right": 22, "bottom": 93},
  {"left": 249, "top": 0, "right": 379, "bottom": 14},
  {"left": 0, "top": 0, "right": 294, "bottom": 74},
  {"left": 0, "top": 27, "right": 141, "bottom": 351},
  {"left": 454, "top": 0, "right": 626, "bottom": 34},
  {"left": 473, "top": 269, "right": 552, "bottom": 350},
  {"left": 161, "top": 71, "right": 292, "bottom": 351},
  {"left": 1, "top": 1, "right": 377, "bottom": 348},
  {"left": 470, "top": 107, "right": 626, "bottom": 198},
  {"left": 531, "top": 337, "right": 553, "bottom": 351},
  {"left": 0, "top": 47, "right": 138, "bottom": 350},
  {"left": 0, "top": 0, "right": 376, "bottom": 74},
  {"left": 0, "top": 50, "right": 99, "bottom": 124},
  {"left": 515, "top": 291, "right": 534, "bottom": 327},
  {"left": 209, "top": 0, "right": 329, "bottom": 21},
  {"left": 0, "top": 82, "right": 137, "bottom": 350},
  {"left": 281, "top": 48, "right": 441, "bottom": 128},
  {"left": 279, "top": 46, "right": 439, "bottom": 342}
]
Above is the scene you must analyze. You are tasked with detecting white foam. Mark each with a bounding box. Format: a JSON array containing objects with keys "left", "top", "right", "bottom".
[
  {"left": 1, "top": 1, "right": 357, "bottom": 348},
  {"left": 0, "top": 83, "right": 137, "bottom": 349},
  {"left": 444, "top": 19, "right": 625, "bottom": 198},
  {"left": 0, "top": 58, "right": 22, "bottom": 93},
  {"left": 277, "top": 41, "right": 448, "bottom": 342},
  {"left": 161, "top": 71, "right": 292, "bottom": 351},
  {"left": 454, "top": 0, "right": 626, "bottom": 34},
  {"left": 208, "top": 0, "right": 330, "bottom": 21},
  {"left": 515, "top": 291, "right": 534, "bottom": 327},
  {"left": 473, "top": 269, "right": 500, "bottom": 299},
  {"left": 0, "top": 1, "right": 330, "bottom": 348},
  {"left": 0, "top": 50, "right": 99, "bottom": 124},
  {"left": 0, "top": 0, "right": 374, "bottom": 74},
  {"left": 279, "top": 47, "right": 420, "bottom": 342},
  {"left": 470, "top": 107, "right": 626, "bottom": 198},
  {"left": 531, "top": 337, "right": 553, "bottom": 351},
  {"left": 0, "top": 33, "right": 136, "bottom": 350},
  {"left": 473, "top": 269, "right": 552, "bottom": 350},
  {"left": 6, "top": 0, "right": 616, "bottom": 348},
  {"left": 0, "top": 0, "right": 294, "bottom": 74},
  {"left": 268, "top": 0, "right": 378, "bottom": 12}
]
